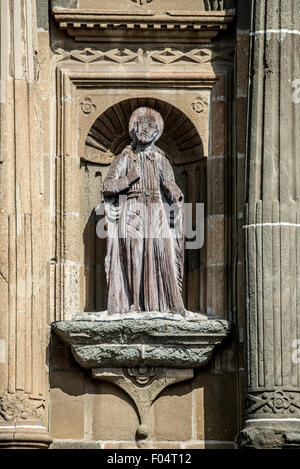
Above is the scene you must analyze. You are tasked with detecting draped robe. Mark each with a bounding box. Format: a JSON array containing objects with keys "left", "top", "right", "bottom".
[{"left": 102, "top": 145, "right": 185, "bottom": 314}]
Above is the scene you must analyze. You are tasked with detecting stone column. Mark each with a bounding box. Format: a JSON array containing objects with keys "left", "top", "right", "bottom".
[
  {"left": 0, "top": 0, "right": 52, "bottom": 448},
  {"left": 238, "top": 0, "right": 300, "bottom": 449}
]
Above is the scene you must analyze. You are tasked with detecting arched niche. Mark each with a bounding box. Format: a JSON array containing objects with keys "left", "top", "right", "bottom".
[{"left": 81, "top": 97, "right": 207, "bottom": 313}]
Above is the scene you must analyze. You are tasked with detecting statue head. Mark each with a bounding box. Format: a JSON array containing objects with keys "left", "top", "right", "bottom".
[{"left": 129, "top": 107, "right": 164, "bottom": 145}]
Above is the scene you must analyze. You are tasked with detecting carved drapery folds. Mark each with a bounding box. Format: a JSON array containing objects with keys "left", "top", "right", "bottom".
[
  {"left": 82, "top": 97, "right": 205, "bottom": 313},
  {"left": 204, "top": 0, "right": 235, "bottom": 11}
]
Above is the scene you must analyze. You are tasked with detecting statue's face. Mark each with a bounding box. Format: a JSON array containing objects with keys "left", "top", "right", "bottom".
[{"left": 135, "top": 116, "right": 158, "bottom": 144}]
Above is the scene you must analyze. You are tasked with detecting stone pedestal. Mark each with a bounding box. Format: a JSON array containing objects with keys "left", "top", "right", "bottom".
[
  {"left": 238, "top": 0, "right": 300, "bottom": 449},
  {"left": 53, "top": 313, "right": 231, "bottom": 443}
]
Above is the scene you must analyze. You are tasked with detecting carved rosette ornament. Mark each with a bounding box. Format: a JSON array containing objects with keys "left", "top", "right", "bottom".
[
  {"left": 247, "top": 390, "right": 300, "bottom": 416},
  {"left": 192, "top": 96, "right": 208, "bottom": 114},
  {"left": 80, "top": 98, "right": 96, "bottom": 115}
]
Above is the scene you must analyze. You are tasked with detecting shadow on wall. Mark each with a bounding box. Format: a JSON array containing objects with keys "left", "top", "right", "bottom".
[{"left": 83, "top": 204, "right": 107, "bottom": 312}]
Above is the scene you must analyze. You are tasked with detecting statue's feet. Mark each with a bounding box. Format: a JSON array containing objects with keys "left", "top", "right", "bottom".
[{"left": 169, "top": 306, "right": 187, "bottom": 317}]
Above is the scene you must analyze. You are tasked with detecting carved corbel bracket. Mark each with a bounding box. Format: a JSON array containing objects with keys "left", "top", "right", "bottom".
[
  {"left": 52, "top": 314, "right": 231, "bottom": 441},
  {"left": 92, "top": 367, "right": 194, "bottom": 441}
]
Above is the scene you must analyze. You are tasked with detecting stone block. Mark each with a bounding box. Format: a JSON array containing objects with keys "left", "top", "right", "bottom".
[
  {"left": 236, "top": 0, "right": 250, "bottom": 31},
  {"left": 236, "top": 97, "right": 248, "bottom": 155},
  {"left": 236, "top": 155, "right": 245, "bottom": 214},
  {"left": 63, "top": 156, "right": 82, "bottom": 213},
  {"left": 205, "top": 441, "right": 235, "bottom": 449},
  {"left": 236, "top": 262, "right": 245, "bottom": 324},
  {"left": 79, "top": 0, "right": 207, "bottom": 13},
  {"left": 103, "top": 442, "right": 138, "bottom": 449},
  {"left": 206, "top": 264, "right": 226, "bottom": 318},
  {"left": 151, "top": 381, "right": 193, "bottom": 441},
  {"left": 194, "top": 370, "right": 238, "bottom": 441},
  {"left": 50, "top": 335, "right": 79, "bottom": 371},
  {"left": 92, "top": 381, "right": 139, "bottom": 441},
  {"left": 211, "top": 100, "right": 226, "bottom": 157},
  {"left": 139, "top": 442, "right": 182, "bottom": 449},
  {"left": 207, "top": 158, "right": 226, "bottom": 216},
  {"left": 51, "top": 439, "right": 101, "bottom": 449},
  {"left": 206, "top": 216, "right": 226, "bottom": 265},
  {"left": 40, "top": 97, "right": 52, "bottom": 157},
  {"left": 62, "top": 264, "right": 81, "bottom": 320},
  {"left": 51, "top": 0, "right": 78, "bottom": 9},
  {"left": 236, "top": 34, "right": 250, "bottom": 97},
  {"left": 50, "top": 370, "right": 85, "bottom": 439},
  {"left": 63, "top": 213, "right": 83, "bottom": 263},
  {"left": 37, "top": 0, "right": 49, "bottom": 30},
  {"left": 184, "top": 442, "right": 205, "bottom": 449}
]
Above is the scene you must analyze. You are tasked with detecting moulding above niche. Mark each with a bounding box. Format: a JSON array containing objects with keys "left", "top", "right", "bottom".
[{"left": 52, "top": 9, "right": 235, "bottom": 42}]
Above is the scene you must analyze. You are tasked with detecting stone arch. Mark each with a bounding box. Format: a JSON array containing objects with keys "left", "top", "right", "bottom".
[{"left": 85, "top": 97, "right": 204, "bottom": 165}]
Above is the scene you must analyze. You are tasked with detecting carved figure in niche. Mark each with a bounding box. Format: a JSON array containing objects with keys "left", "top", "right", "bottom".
[{"left": 102, "top": 107, "right": 185, "bottom": 314}]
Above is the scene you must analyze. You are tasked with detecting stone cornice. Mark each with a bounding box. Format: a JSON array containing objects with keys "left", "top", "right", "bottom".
[{"left": 53, "top": 9, "right": 235, "bottom": 40}]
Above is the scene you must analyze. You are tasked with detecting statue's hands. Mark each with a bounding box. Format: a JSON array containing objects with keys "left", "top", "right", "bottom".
[
  {"left": 127, "top": 164, "right": 141, "bottom": 185},
  {"left": 173, "top": 186, "right": 184, "bottom": 203},
  {"left": 165, "top": 182, "right": 183, "bottom": 203}
]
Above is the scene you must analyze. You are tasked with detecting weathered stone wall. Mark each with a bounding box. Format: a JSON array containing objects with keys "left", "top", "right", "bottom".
[
  {"left": 49, "top": 336, "right": 238, "bottom": 449},
  {"left": 0, "top": 0, "right": 251, "bottom": 448},
  {"left": 0, "top": 0, "right": 52, "bottom": 448}
]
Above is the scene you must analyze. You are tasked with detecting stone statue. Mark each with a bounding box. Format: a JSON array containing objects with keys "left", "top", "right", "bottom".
[{"left": 102, "top": 107, "right": 185, "bottom": 315}]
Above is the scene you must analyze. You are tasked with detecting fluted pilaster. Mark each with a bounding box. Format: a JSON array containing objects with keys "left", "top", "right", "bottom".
[
  {"left": 238, "top": 0, "right": 300, "bottom": 449},
  {"left": 0, "top": 0, "right": 52, "bottom": 448}
]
